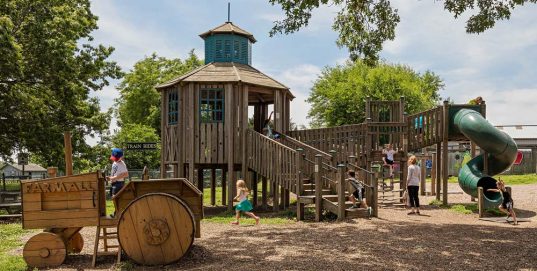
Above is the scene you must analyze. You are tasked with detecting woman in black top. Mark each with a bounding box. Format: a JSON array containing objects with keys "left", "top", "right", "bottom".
[{"left": 488, "top": 178, "right": 518, "bottom": 225}]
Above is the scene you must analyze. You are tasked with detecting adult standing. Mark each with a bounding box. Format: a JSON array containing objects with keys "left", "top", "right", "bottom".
[{"left": 406, "top": 155, "right": 421, "bottom": 215}]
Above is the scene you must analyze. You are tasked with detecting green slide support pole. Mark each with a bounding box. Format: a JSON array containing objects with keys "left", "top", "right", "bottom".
[{"left": 452, "top": 109, "right": 518, "bottom": 208}]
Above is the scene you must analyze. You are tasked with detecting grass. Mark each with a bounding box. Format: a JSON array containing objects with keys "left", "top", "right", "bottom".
[
  {"left": 202, "top": 181, "right": 266, "bottom": 206},
  {"left": 0, "top": 223, "right": 33, "bottom": 271},
  {"left": 424, "top": 174, "right": 537, "bottom": 185},
  {"left": 1, "top": 182, "right": 21, "bottom": 191},
  {"left": 428, "top": 199, "right": 503, "bottom": 216},
  {"left": 204, "top": 209, "right": 299, "bottom": 225}
]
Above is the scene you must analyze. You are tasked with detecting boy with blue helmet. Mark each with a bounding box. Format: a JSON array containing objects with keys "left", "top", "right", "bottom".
[{"left": 107, "top": 148, "right": 128, "bottom": 198}]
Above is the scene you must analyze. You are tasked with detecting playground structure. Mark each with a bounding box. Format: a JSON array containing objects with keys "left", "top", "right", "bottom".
[
  {"left": 156, "top": 21, "right": 517, "bottom": 221},
  {"left": 20, "top": 171, "right": 202, "bottom": 268}
]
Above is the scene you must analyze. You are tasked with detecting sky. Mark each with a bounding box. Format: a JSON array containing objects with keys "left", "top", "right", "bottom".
[{"left": 88, "top": 0, "right": 537, "bottom": 139}]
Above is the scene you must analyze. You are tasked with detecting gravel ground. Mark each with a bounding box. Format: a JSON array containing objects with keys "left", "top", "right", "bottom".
[{"left": 21, "top": 183, "right": 537, "bottom": 270}]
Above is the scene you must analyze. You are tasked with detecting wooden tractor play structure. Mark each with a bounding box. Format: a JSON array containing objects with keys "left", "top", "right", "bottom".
[{"left": 20, "top": 171, "right": 202, "bottom": 268}]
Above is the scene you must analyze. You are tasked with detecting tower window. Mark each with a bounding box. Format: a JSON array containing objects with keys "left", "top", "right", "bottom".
[
  {"left": 168, "top": 90, "right": 178, "bottom": 125},
  {"left": 224, "top": 40, "right": 231, "bottom": 60},
  {"left": 234, "top": 40, "right": 240, "bottom": 59},
  {"left": 200, "top": 88, "right": 224, "bottom": 122},
  {"left": 215, "top": 40, "right": 223, "bottom": 59}
]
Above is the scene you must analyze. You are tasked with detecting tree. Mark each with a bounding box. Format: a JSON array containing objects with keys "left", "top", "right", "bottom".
[
  {"left": 0, "top": 0, "right": 122, "bottom": 165},
  {"left": 307, "top": 60, "right": 443, "bottom": 127},
  {"left": 116, "top": 51, "right": 203, "bottom": 135},
  {"left": 112, "top": 123, "right": 160, "bottom": 170},
  {"left": 269, "top": 0, "right": 536, "bottom": 64}
]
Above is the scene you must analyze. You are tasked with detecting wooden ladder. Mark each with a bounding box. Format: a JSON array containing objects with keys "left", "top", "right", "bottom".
[{"left": 92, "top": 217, "right": 121, "bottom": 267}]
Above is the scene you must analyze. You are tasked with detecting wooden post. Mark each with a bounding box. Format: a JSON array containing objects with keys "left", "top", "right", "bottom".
[
  {"left": 442, "top": 101, "right": 449, "bottom": 205},
  {"left": 272, "top": 181, "right": 279, "bottom": 212},
  {"left": 262, "top": 176, "right": 268, "bottom": 210},
  {"left": 64, "top": 131, "right": 73, "bottom": 176},
  {"left": 280, "top": 185, "right": 286, "bottom": 210},
  {"left": 210, "top": 169, "right": 216, "bottom": 206},
  {"left": 225, "top": 83, "right": 235, "bottom": 211},
  {"left": 337, "top": 164, "right": 346, "bottom": 221},
  {"left": 296, "top": 150, "right": 304, "bottom": 221},
  {"left": 314, "top": 154, "right": 322, "bottom": 222},
  {"left": 431, "top": 153, "right": 436, "bottom": 196},
  {"left": 372, "top": 172, "right": 379, "bottom": 217},
  {"left": 241, "top": 85, "right": 249, "bottom": 189},
  {"left": 197, "top": 169, "right": 204, "bottom": 197},
  {"left": 478, "top": 187, "right": 485, "bottom": 218},
  {"left": 1, "top": 173, "right": 5, "bottom": 191},
  {"left": 222, "top": 169, "right": 227, "bottom": 206},
  {"left": 252, "top": 171, "right": 258, "bottom": 207},
  {"left": 420, "top": 157, "right": 426, "bottom": 195},
  {"left": 435, "top": 143, "right": 442, "bottom": 201}
]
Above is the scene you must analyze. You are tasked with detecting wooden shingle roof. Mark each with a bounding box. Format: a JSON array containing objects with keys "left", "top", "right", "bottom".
[
  {"left": 156, "top": 62, "right": 292, "bottom": 95},
  {"left": 199, "top": 22, "right": 257, "bottom": 43}
]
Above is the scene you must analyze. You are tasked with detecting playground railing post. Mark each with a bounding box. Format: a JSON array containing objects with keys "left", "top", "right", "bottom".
[
  {"left": 314, "top": 154, "right": 322, "bottom": 222},
  {"left": 478, "top": 187, "right": 484, "bottom": 218},
  {"left": 337, "top": 164, "right": 346, "bottom": 221},
  {"left": 372, "top": 172, "right": 379, "bottom": 217}
]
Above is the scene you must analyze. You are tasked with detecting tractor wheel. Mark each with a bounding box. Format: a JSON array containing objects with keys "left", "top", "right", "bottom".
[
  {"left": 23, "top": 232, "right": 66, "bottom": 268},
  {"left": 117, "top": 193, "right": 195, "bottom": 265}
]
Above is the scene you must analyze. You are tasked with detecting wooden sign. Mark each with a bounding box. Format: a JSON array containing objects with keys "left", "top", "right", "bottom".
[{"left": 125, "top": 142, "right": 157, "bottom": 151}]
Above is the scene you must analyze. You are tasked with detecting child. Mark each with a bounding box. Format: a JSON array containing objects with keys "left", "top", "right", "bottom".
[
  {"left": 231, "top": 180, "right": 260, "bottom": 225},
  {"left": 106, "top": 148, "right": 128, "bottom": 197},
  {"left": 406, "top": 155, "right": 421, "bottom": 215},
  {"left": 382, "top": 144, "right": 396, "bottom": 178},
  {"left": 347, "top": 170, "right": 372, "bottom": 218},
  {"left": 487, "top": 179, "right": 518, "bottom": 225}
]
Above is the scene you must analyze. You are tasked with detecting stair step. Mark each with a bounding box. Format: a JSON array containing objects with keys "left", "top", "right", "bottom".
[{"left": 303, "top": 189, "right": 333, "bottom": 196}]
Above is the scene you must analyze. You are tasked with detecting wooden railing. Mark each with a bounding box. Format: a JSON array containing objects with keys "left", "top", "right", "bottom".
[
  {"left": 346, "top": 160, "right": 379, "bottom": 217},
  {"left": 288, "top": 124, "right": 368, "bottom": 165},
  {"left": 407, "top": 106, "right": 444, "bottom": 150},
  {"left": 246, "top": 129, "right": 300, "bottom": 194}
]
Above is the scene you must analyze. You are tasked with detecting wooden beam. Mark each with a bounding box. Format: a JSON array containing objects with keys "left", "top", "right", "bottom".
[
  {"left": 210, "top": 169, "right": 216, "bottom": 206},
  {"left": 442, "top": 101, "right": 449, "bottom": 205},
  {"left": 436, "top": 143, "right": 441, "bottom": 201},
  {"left": 252, "top": 172, "right": 258, "bottom": 207},
  {"left": 225, "top": 83, "right": 235, "bottom": 210},
  {"left": 261, "top": 176, "right": 267, "bottom": 209},
  {"left": 222, "top": 168, "right": 227, "bottom": 206},
  {"left": 241, "top": 85, "right": 249, "bottom": 189},
  {"left": 64, "top": 131, "right": 73, "bottom": 176}
]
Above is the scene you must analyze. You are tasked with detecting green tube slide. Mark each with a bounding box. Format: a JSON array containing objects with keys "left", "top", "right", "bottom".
[{"left": 452, "top": 109, "right": 518, "bottom": 208}]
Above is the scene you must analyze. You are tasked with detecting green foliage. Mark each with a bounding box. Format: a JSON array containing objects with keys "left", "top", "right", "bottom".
[
  {"left": 116, "top": 51, "right": 203, "bottom": 135},
  {"left": 0, "top": 0, "right": 122, "bottom": 166},
  {"left": 0, "top": 223, "right": 33, "bottom": 271},
  {"left": 112, "top": 123, "right": 160, "bottom": 170},
  {"left": 307, "top": 60, "right": 443, "bottom": 127},
  {"left": 269, "top": 0, "right": 536, "bottom": 63}
]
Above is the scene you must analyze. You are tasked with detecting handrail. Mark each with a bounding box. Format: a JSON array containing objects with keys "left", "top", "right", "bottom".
[
  {"left": 277, "top": 131, "right": 332, "bottom": 159},
  {"left": 322, "top": 162, "right": 337, "bottom": 171},
  {"left": 347, "top": 163, "right": 375, "bottom": 175}
]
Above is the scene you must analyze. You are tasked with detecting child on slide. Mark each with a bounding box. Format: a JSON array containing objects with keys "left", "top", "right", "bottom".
[
  {"left": 231, "top": 180, "right": 260, "bottom": 225},
  {"left": 487, "top": 178, "right": 518, "bottom": 225}
]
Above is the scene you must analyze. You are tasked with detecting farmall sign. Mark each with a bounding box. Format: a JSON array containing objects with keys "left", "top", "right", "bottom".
[{"left": 23, "top": 181, "right": 98, "bottom": 193}]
